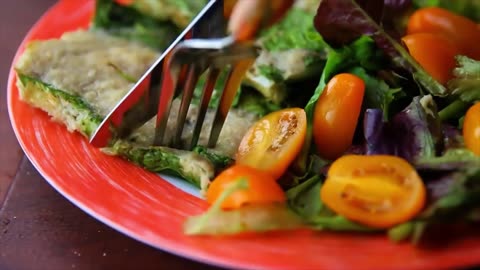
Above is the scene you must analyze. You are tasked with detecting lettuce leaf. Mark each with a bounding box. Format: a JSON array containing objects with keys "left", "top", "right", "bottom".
[
  {"left": 286, "top": 176, "right": 375, "bottom": 231},
  {"left": 348, "top": 66, "right": 405, "bottom": 119},
  {"left": 313, "top": 0, "right": 446, "bottom": 96},
  {"left": 184, "top": 179, "right": 304, "bottom": 235},
  {"left": 363, "top": 95, "right": 440, "bottom": 162},
  {"left": 184, "top": 203, "right": 305, "bottom": 235},
  {"left": 392, "top": 165, "right": 480, "bottom": 243},
  {"left": 448, "top": 56, "right": 480, "bottom": 103}
]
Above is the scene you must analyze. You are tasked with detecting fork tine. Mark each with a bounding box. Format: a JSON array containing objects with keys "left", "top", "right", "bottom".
[
  {"left": 207, "top": 58, "right": 255, "bottom": 148},
  {"left": 153, "top": 56, "right": 183, "bottom": 146},
  {"left": 188, "top": 68, "right": 221, "bottom": 150},
  {"left": 172, "top": 65, "right": 203, "bottom": 148}
]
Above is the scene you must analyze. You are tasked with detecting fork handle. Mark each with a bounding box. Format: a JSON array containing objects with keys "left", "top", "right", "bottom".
[{"left": 226, "top": 0, "right": 294, "bottom": 41}]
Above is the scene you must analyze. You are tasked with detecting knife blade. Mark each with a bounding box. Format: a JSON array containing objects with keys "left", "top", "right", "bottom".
[{"left": 89, "top": 0, "right": 222, "bottom": 148}]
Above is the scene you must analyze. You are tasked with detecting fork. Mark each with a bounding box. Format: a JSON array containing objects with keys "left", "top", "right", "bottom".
[
  {"left": 89, "top": 0, "right": 289, "bottom": 150},
  {"left": 153, "top": 36, "right": 258, "bottom": 149}
]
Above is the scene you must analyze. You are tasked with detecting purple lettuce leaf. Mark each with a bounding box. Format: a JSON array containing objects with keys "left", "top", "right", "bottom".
[
  {"left": 363, "top": 95, "right": 441, "bottom": 162},
  {"left": 416, "top": 167, "right": 480, "bottom": 241},
  {"left": 313, "top": 0, "right": 446, "bottom": 96},
  {"left": 441, "top": 124, "right": 464, "bottom": 149},
  {"left": 389, "top": 164, "right": 480, "bottom": 244}
]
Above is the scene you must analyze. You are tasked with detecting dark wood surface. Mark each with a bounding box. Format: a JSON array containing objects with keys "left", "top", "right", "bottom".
[{"left": 0, "top": 1, "right": 221, "bottom": 269}]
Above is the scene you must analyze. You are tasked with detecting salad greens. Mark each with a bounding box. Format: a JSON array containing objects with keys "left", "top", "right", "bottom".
[
  {"left": 286, "top": 176, "right": 375, "bottom": 231},
  {"left": 448, "top": 56, "right": 480, "bottom": 103},
  {"left": 363, "top": 96, "right": 440, "bottom": 163},
  {"left": 244, "top": 4, "right": 328, "bottom": 105},
  {"left": 183, "top": 0, "right": 480, "bottom": 242},
  {"left": 392, "top": 164, "right": 480, "bottom": 243},
  {"left": 91, "top": 0, "right": 480, "bottom": 244},
  {"left": 184, "top": 178, "right": 305, "bottom": 235},
  {"left": 313, "top": 0, "right": 446, "bottom": 97}
]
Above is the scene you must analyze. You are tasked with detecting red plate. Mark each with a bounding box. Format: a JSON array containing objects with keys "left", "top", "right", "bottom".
[{"left": 7, "top": 1, "right": 480, "bottom": 269}]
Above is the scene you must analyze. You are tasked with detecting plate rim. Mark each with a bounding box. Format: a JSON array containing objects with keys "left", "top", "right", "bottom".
[{"left": 5, "top": 1, "right": 244, "bottom": 269}]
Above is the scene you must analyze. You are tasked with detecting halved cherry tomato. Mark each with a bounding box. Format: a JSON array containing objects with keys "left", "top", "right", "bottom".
[
  {"left": 313, "top": 73, "right": 365, "bottom": 160},
  {"left": 463, "top": 103, "right": 480, "bottom": 156},
  {"left": 407, "top": 7, "right": 480, "bottom": 60},
  {"left": 115, "top": 0, "right": 134, "bottom": 6},
  {"left": 236, "top": 108, "right": 307, "bottom": 179},
  {"left": 320, "top": 155, "right": 426, "bottom": 228},
  {"left": 206, "top": 164, "right": 286, "bottom": 209},
  {"left": 402, "top": 33, "right": 460, "bottom": 84}
]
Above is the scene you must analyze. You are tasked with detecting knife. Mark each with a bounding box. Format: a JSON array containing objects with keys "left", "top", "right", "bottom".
[{"left": 89, "top": 0, "right": 223, "bottom": 148}]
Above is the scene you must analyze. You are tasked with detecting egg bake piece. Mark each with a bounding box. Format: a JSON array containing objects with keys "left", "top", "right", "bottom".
[{"left": 15, "top": 30, "right": 257, "bottom": 191}]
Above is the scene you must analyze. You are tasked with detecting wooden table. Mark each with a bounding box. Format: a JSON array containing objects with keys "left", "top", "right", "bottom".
[{"left": 0, "top": 1, "right": 221, "bottom": 269}]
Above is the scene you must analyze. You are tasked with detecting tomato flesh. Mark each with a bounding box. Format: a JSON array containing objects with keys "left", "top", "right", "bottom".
[
  {"left": 313, "top": 73, "right": 365, "bottom": 160},
  {"left": 407, "top": 7, "right": 480, "bottom": 60},
  {"left": 320, "top": 155, "right": 426, "bottom": 228},
  {"left": 463, "top": 103, "right": 480, "bottom": 156},
  {"left": 206, "top": 165, "right": 286, "bottom": 210},
  {"left": 402, "top": 33, "right": 460, "bottom": 84},
  {"left": 236, "top": 108, "right": 307, "bottom": 179}
]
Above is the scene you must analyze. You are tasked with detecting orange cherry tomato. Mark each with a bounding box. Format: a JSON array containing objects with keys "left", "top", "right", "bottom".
[
  {"left": 320, "top": 155, "right": 426, "bottom": 228},
  {"left": 206, "top": 164, "right": 286, "bottom": 209},
  {"left": 463, "top": 103, "right": 480, "bottom": 156},
  {"left": 236, "top": 108, "right": 307, "bottom": 179},
  {"left": 402, "top": 33, "right": 460, "bottom": 84},
  {"left": 407, "top": 7, "right": 480, "bottom": 60},
  {"left": 313, "top": 73, "right": 365, "bottom": 160}
]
